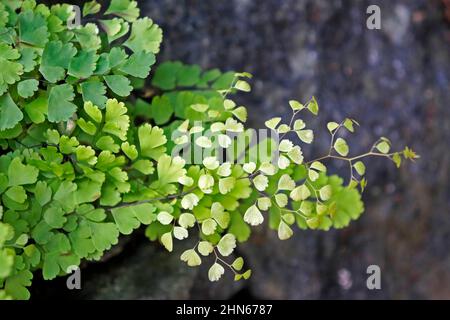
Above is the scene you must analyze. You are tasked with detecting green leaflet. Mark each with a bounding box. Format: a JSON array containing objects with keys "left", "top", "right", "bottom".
[
  {"left": 100, "top": 18, "right": 130, "bottom": 43},
  {"left": 138, "top": 124, "right": 167, "bottom": 160},
  {"left": 74, "top": 24, "right": 102, "bottom": 51},
  {"left": 42, "top": 234, "right": 80, "bottom": 280},
  {"left": 18, "top": 11, "right": 49, "bottom": 48},
  {"left": 34, "top": 181, "right": 52, "bottom": 206},
  {"left": 112, "top": 203, "right": 156, "bottom": 235},
  {"left": 104, "top": 75, "right": 133, "bottom": 97},
  {"left": 69, "top": 205, "right": 119, "bottom": 257},
  {"left": 105, "top": 0, "right": 140, "bottom": 22},
  {"left": 68, "top": 50, "right": 98, "bottom": 79},
  {"left": 103, "top": 99, "right": 130, "bottom": 140},
  {"left": 327, "top": 176, "right": 364, "bottom": 228},
  {"left": 47, "top": 84, "right": 77, "bottom": 123},
  {"left": 39, "top": 41, "right": 77, "bottom": 83},
  {"left": 150, "top": 95, "right": 173, "bottom": 125},
  {"left": 7, "top": 158, "right": 39, "bottom": 186},
  {"left": 124, "top": 18, "right": 163, "bottom": 53},
  {"left": 152, "top": 61, "right": 225, "bottom": 90},
  {"left": 83, "top": 1, "right": 102, "bottom": 17},
  {"left": 229, "top": 211, "right": 251, "bottom": 242},
  {"left": 0, "top": 44, "right": 23, "bottom": 95},
  {"left": 5, "top": 270, "right": 32, "bottom": 300},
  {"left": 155, "top": 155, "right": 186, "bottom": 187},
  {"left": 17, "top": 79, "right": 39, "bottom": 99},
  {"left": 0, "top": 94, "right": 23, "bottom": 130},
  {"left": 118, "top": 51, "right": 156, "bottom": 78},
  {"left": 24, "top": 92, "right": 48, "bottom": 124}
]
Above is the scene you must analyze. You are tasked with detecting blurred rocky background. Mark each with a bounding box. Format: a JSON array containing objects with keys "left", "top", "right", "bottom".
[{"left": 34, "top": 0, "right": 450, "bottom": 299}]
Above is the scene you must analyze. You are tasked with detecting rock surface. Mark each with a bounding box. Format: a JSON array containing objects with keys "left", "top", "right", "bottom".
[{"left": 37, "top": 0, "right": 450, "bottom": 299}]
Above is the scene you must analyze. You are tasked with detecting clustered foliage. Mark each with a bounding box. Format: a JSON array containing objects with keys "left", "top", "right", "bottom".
[{"left": 0, "top": 0, "right": 418, "bottom": 299}]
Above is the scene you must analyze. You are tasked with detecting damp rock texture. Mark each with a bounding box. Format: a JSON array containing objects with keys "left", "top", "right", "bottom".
[{"left": 38, "top": 0, "right": 450, "bottom": 299}]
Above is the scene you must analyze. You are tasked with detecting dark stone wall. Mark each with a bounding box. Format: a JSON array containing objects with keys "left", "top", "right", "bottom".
[{"left": 36, "top": 0, "right": 450, "bottom": 299}]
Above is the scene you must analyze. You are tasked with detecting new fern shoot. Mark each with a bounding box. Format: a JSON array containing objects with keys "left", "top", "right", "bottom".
[{"left": 0, "top": 0, "right": 418, "bottom": 300}]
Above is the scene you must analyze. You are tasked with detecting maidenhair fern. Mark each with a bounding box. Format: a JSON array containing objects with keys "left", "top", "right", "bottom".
[{"left": 0, "top": 0, "right": 418, "bottom": 299}]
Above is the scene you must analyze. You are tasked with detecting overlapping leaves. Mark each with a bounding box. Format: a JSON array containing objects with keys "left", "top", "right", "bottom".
[{"left": 0, "top": 0, "right": 161, "bottom": 129}]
